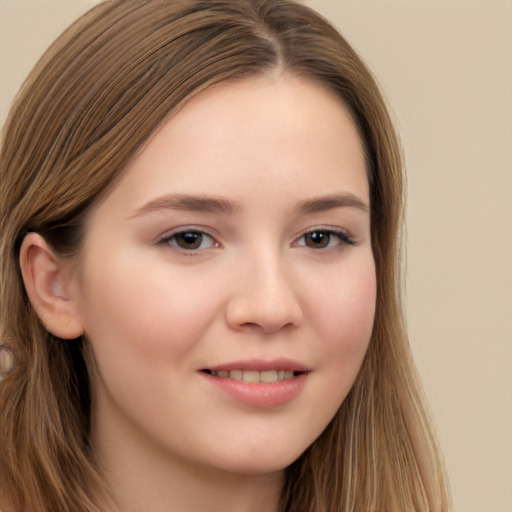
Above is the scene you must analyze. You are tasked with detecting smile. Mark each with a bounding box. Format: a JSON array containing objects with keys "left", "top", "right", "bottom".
[
  {"left": 201, "top": 368, "right": 309, "bottom": 408},
  {"left": 203, "top": 369, "right": 297, "bottom": 383}
]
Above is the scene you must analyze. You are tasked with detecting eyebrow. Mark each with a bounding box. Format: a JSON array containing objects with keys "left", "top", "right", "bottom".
[
  {"left": 130, "top": 194, "right": 241, "bottom": 218},
  {"left": 130, "top": 192, "right": 369, "bottom": 218},
  {"left": 294, "top": 193, "right": 369, "bottom": 215}
]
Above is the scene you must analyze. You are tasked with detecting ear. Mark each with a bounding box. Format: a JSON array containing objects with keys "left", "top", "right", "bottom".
[{"left": 19, "top": 233, "right": 84, "bottom": 340}]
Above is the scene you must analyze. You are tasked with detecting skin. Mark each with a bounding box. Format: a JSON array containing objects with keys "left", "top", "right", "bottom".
[{"left": 24, "top": 73, "right": 376, "bottom": 512}]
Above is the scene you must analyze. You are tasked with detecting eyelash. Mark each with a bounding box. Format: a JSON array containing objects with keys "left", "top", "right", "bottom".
[
  {"left": 156, "top": 226, "right": 356, "bottom": 254},
  {"left": 157, "top": 227, "right": 218, "bottom": 254},
  {"left": 294, "top": 227, "right": 356, "bottom": 251}
]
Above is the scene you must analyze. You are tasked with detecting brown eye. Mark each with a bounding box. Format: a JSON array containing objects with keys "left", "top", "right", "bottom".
[
  {"left": 304, "top": 231, "right": 332, "bottom": 249},
  {"left": 160, "top": 230, "right": 216, "bottom": 251},
  {"left": 175, "top": 232, "right": 203, "bottom": 249},
  {"left": 296, "top": 229, "right": 355, "bottom": 250}
]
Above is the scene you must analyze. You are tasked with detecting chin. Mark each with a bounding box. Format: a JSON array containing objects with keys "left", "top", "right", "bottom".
[{"left": 211, "top": 445, "right": 306, "bottom": 477}]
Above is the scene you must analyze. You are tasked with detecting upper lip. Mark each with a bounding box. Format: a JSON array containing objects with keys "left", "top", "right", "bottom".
[{"left": 201, "top": 358, "right": 311, "bottom": 373}]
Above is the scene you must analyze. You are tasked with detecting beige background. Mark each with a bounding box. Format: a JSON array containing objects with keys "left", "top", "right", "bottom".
[{"left": 1, "top": 1, "right": 511, "bottom": 511}]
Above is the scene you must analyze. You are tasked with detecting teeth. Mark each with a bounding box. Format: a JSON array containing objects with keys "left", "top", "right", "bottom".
[
  {"left": 230, "top": 369, "right": 243, "bottom": 380},
  {"left": 242, "top": 371, "right": 260, "bottom": 383},
  {"left": 260, "top": 370, "right": 278, "bottom": 383},
  {"left": 209, "top": 369, "right": 297, "bottom": 382}
]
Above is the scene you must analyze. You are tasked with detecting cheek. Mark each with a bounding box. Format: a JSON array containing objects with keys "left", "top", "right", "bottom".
[
  {"left": 310, "top": 257, "right": 376, "bottom": 381},
  {"left": 313, "top": 253, "right": 376, "bottom": 330},
  {"left": 79, "top": 259, "right": 223, "bottom": 371}
]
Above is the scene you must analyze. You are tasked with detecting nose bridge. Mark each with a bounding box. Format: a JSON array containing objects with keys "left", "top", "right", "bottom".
[{"left": 226, "top": 246, "right": 303, "bottom": 333}]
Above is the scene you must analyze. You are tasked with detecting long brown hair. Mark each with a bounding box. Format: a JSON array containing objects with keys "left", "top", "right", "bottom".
[{"left": 0, "top": 1, "right": 450, "bottom": 510}]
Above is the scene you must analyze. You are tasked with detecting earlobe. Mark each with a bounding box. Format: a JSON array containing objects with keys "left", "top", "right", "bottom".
[{"left": 19, "top": 233, "right": 84, "bottom": 340}]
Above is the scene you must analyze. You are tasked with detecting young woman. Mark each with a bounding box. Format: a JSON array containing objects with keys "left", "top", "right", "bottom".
[{"left": 0, "top": 0, "right": 451, "bottom": 510}]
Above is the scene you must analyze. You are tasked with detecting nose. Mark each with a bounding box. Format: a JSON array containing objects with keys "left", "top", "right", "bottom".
[{"left": 225, "top": 253, "right": 304, "bottom": 334}]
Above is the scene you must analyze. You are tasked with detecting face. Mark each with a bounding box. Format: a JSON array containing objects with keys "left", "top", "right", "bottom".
[{"left": 73, "top": 74, "right": 376, "bottom": 477}]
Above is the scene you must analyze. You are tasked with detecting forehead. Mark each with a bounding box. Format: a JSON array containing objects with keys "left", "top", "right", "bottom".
[{"left": 91, "top": 73, "right": 369, "bottom": 218}]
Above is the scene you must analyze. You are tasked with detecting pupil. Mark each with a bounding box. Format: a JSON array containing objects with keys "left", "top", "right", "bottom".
[
  {"left": 177, "top": 232, "right": 202, "bottom": 249},
  {"left": 306, "top": 231, "right": 329, "bottom": 248}
]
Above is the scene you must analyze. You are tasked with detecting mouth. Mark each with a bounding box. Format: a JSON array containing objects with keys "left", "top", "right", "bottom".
[
  {"left": 200, "top": 364, "right": 310, "bottom": 407},
  {"left": 200, "top": 369, "right": 305, "bottom": 383}
]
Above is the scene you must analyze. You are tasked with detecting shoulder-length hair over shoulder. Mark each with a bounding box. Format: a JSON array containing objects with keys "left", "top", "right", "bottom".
[{"left": 0, "top": 0, "right": 450, "bottom": 510}]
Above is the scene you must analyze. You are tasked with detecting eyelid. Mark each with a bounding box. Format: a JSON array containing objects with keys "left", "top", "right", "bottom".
[
  {"left": 156, "top": 225, "right": 221, "bottom": 252},
  {"left": 292, "top": 226, "right": 357, "bottom": 249}
]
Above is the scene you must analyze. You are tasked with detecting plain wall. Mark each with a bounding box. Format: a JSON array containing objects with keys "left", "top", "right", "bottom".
[{"left": 1, "top": 1, "right": 511, "bottom": 511}]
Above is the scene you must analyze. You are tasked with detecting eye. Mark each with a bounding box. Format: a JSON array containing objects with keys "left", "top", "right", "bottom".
[
  {"left": 158, "top": 229, "right": 217, "bottom": 251},
  {"left": 295, "top": 229, "right": 355, "bottom": 250}
]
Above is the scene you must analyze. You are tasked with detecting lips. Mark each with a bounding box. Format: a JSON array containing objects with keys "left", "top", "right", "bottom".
[
  {"left": 203, "top": 358, "right": 309, "bottom": 373},
  {"left": 199, "top": 359, "right": 310, "bottom": 407},
  {"left": 201, "top": 358, "right": 309, "bottom": 383}
]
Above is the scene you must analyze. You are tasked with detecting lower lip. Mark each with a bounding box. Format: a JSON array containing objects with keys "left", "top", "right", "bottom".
[{"left": 200, "top": 372, "right": 308, "bottom": 408}]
